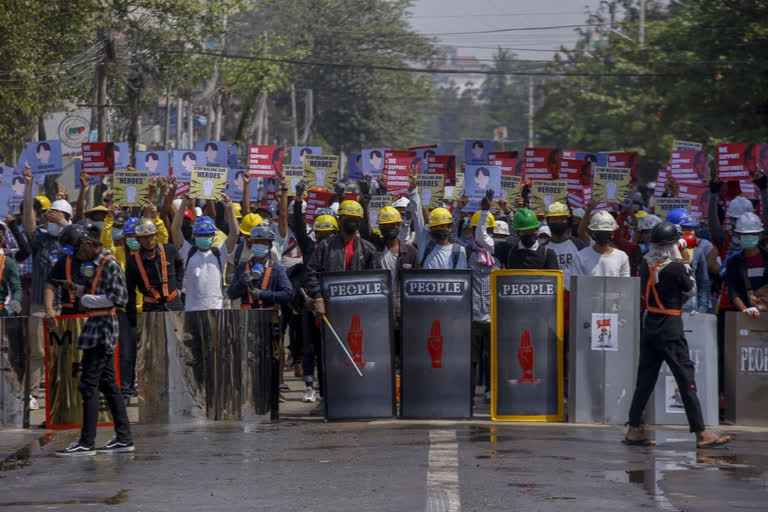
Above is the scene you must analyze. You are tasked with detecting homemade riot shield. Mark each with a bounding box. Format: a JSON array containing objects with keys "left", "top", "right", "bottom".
[
  {"left": 321, "top": 271, "right": 394, "bottom": 420},
  {"left": 569, "top": 276, "right": 640, "bottom": 424},
  {"left": 400, "top": 270, "right": 472, "bottom": 419},
  {"left": 0, "top": 317, "right": 26, "bottom": 428},
  {"left": 491, "top": 270, "right": 564, "bottom": 421},
  {"left": 44, "top": 315, "right": 117, "bottom": 429},
  {"left": 648, "top": 313, "right": 718, "bottom": 426},
  {"left": 724, "top": 312, "right": 768, "bottom": 426}
]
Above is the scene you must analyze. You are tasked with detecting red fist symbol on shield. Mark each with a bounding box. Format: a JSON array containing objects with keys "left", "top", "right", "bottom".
[
  {"left": 517, "top": 329, "right": 537, "bottom": 383},
  {"left": 427, "top": 319, "right": 443, "bottom": 368},
  {"left": 346, "top": 313, "right": 365, "bottom": 367}
]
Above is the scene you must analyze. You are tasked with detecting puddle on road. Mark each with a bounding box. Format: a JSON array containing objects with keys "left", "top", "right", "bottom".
[
  {"left": 0, "top": 489, "right": 129, "bottom": 507},
  {"left": 0, "top": 432, "right": 56, "bottom": 471}
]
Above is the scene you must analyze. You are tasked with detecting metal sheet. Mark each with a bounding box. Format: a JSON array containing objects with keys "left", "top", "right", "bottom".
[
  {"left": 569, "top": 277, "right": 640, "bottom": 424},
  {"left": 321, "top": 271, "right": 395, "bottom": 420},
  {"left": 400, "top": 270, "right": 473, "bottom": 419},
  {"left": 491, "top": 270, "right": 564, "bottom": 421},
  {"left": 724, "top": 312, "right": 768, "bottom": 426},
  {"left": 648, "top": 313, "right": 719, "bottom": 426},
  {"left": 0, "top": 317, "right": 26, "bottom": 428}
]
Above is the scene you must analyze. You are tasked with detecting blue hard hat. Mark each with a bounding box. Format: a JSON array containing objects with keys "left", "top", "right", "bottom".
[
  {"left": 193, "top": 215, "right": 217, "bottom": 235},
  {"left": 665, "top": 208, "right": 697, "bottom": 227},
  {"left": 122, "top": 217, "right": 140, "bottom": 236},
  {"left": 249, "top": 224, "right": 275, "bottom": 241}
]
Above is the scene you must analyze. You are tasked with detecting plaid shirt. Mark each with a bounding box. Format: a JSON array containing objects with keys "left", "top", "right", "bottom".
[
  {"left": 76, "top": 250, "right": 129, "bottom": 352},
  {"left": 5, "top": 230, "right": 32, "bottom": 277},
  {"left": 469, "top": 248, "right": 501, "bottom": 323}
]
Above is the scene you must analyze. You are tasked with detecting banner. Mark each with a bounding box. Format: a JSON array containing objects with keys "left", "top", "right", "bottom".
[
  {"left": 675, "top": 182, "right": 709, "bottom": 219},
  {"left": 171, "top": 150, "right": 206, "bottom": 183},
  {"left": 303, "top": 154, "right": 339, "bottom": 191},
  {"left": 524, "top": 147, "right": 560, "bottom": 180},
  {"left": 367, "top": 194, "right": 390, "bottom": 231},
  {"left": 194, "top": 141, "right": 230, "bottom": 167},
  {"left": 669, "top": 150, "right": 709, "bottom": 184},
  {"left": 673, "top": 140, "right": 703, "bottom": 152},
  {"left": 113, "top": 170, "right": 150, "bottom": 207},
  {"left": 136, "top": 150, "right": 170, "bottom": 178},
  {"left": 426, "top": 154, "right": 456, "bottom": 186},
  {"left": 717, "top": 143, "right": 758, "bottom": 181},
  {"left": 305, "top": 189, "right": 335, "bottom": 224},
  {"left": 416, "top": 174, "right": 445, "bottom": 210},
  {"left": 291, "top": 146, "right": 322, "bottom": 166},
  {"left": 529, "top": 180, "right": 567, "bottom": 215},
  {"left": 499, "top": 175, "right": 522, "bottom": 203},
  {"left": 81, "top": 142, "right": 114, "bottom": 176},
  {"left": 654, "top": 197, "right": 691, "bottom": 219},
  {"left": 321, "top": 271, "right": 394, "bottom": 420},
  {"left": 383, "top": 152, "right": 413, "bottom": 195},
  {"left": 400, "top": 270, "right": 473, "bottom": 419},
  {"left": 591, "top": 167, "right": 631, "bottom": 204},
  {"left": 190, "top": 166, "right": 227, "bottom": 200},
  {"left": 606, "top": 152, "right": 638, "bottom": 184},
  {"left": 247, "top": 145, "right": 283, "bottom": 178},
  {"left": 491, "top": 270, "right": 564, "bottom": 421},
  {"left": 409, "top": 145, "right": 443, "bottom": 173},
  {"left": 461, "top": 165, "right": 501, "bottom": 212},
  {"left": 282, "top": 164, "right": 304, "bottom": 196},
  {"left": 560, "top": 158, "right": 591, "bottom": 186},
  {"left": 17, "top": 140, "right": 63, "bottom": 181},
  {"left": 362, "top": 148, "right": 388, "bottom": 178},
  {"left": 465, "top": 139, "right": 492, "bottom": 165}
]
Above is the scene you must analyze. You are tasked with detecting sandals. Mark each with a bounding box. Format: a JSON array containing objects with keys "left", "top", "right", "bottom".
[{"left": 697, "top": 435, "right": 731, "bottom": 449}]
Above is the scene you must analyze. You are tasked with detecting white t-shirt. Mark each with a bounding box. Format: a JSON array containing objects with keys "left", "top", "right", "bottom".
[
  {"left": 180, "top": 240, "right": 229, "bottom": 311},
  {"left": 548, "top": 239, "right": 582, "bottom": 290},
  {"left": 380, "top": 249, "right": 398, "bottom": 289},
  {"left": 572, "top": 246, "right": 630, "bottom": 278},
  {"left": 422, "top": 243, "right": 467, "bottom": 270}
]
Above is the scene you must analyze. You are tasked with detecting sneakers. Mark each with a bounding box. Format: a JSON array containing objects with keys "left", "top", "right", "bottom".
[
  {"left": 302, "top": 386, "right": 317, "bottom": 403},
  {"left": 309, "top": 400, "right": 325, "bottom": 416},
  {"left": 56, "top": 441, "right": 95, "bottom": 457},
  {"left": 279, "top": 393, "right": 288, "bottom": 403},
  {"left": 97, "top": 437, "right": 135, "bottom": 454},
  {"left": 279, "top": 382, "right": 290, "bottom": 391},
  {"left": 29, "top": 395, "right": 39, "bottom": 411}
]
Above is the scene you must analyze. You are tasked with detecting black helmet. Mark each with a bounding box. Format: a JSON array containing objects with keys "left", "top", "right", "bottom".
[
  {"left": 59, "top": 224, "right": 85, "bottom": 255},
  {"left": 651, "top": 221, "right": 679, "bottom": 246},
  {"left": 76, "top": 219, "right": 102, "bottom": 245}
]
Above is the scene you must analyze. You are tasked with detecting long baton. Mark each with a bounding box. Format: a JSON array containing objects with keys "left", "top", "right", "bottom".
[{"left": 301, "top": 288, "right": 363, "bottom": 377}]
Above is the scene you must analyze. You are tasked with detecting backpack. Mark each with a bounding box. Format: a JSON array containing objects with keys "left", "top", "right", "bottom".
[{"left": 420, "top": 240, "right": 463, "bottom": 269}]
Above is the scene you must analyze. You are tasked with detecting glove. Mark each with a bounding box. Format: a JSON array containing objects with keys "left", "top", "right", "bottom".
[
  {"left": 744, "top": 307, "right": 760, "bottom": 319},
  {"left": 6, "top": 300, "right": 21, "bottom": 315},
  {"left": 243, "top": 272, "right": 255, "bottom": 285},
  {"left": 248, "top": 286, "right": 262, "bottom": 299}
]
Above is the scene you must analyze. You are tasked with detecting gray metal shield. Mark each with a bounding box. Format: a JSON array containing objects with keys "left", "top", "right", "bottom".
[
  {"left": 491, "top": 271, "right": 564, "bottom": 421},
  {"left": 400, "top": 270, "right": 472, "bottom": 419},
  {"left": 724, "top": 312, "right": 768, "bottom": 426},
  {"left": 322, "top": 271, "right": 394, "bottom": 420},
  {"left": 0, "top": 317, "right": 26, "bottom": 427},
  {"left": 569, "top": 276, "right": 640, "bottom": 424}
]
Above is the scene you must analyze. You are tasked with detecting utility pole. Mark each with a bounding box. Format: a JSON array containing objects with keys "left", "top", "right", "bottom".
[
  {"left": 97, "top": 62, "right": 107, "bottom": 140},
  {"left": 187, "top": 100, "right": 194, "bottom": 148},
  {"left": 176, "top": 97, "right": 183, "bottom": 149},
  {"left": 639, "top": 0, "right": 646, "bottom": 47},
  {"left": 163, "top": 84, "right": 171, "bottom": 148},
  {"left": 528, "top": 76, "right": 534, "bottom": 147},
  {"left": 262, "top": 31, "right": 268, "bottom": 145},
  {"left": 290, "top": 83, "right": 298, "bottom": 145}
]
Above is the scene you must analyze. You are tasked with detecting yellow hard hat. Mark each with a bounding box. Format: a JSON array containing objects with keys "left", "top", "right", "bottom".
[
  {"left": 233, "top": 202, "right": 243, "bottom": 219},
  {"left": 470, "top": 211, "right": 496, "bottom": 228},
  {"left": 36, "top": 195, "right": 51, "bottom": 210},
  {"left": 545, "top": 201, "right": 570, "bottom": 218},
  {"left": 428, "top": 207, "right": 453, "bottom": 228},
  {"left": 635, "top": 210, "right": 648, "bottom": 218},
  {"left": 239, "top": 213, "right": 263, "bottom": 235},
  {"left": 338, "top": 200, "right": 363, "bottom": 218},
  {"left": 377, "top": 206, "right": 402, "bottom": 225},
  {"left": 314, "top": 215, "right": 339, "bottom": 232}
]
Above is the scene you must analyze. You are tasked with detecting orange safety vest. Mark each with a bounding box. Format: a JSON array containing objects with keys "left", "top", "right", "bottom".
[
  {"left": 134, "top": 245, "right": 179, "bottom": 304},
  {"left": 644, "top": 261, "right": 682, "bottom": 317},
  {"left": 241, "top": 261, "right": 273, "bottom": 310},
  {"left": 84, "top": 254, "right": 117, "bottom": 318}
]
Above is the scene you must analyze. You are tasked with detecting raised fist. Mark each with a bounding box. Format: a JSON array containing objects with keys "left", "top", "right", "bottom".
[
  {"left": 427, "top": 319, "right": 443, "bottom": 368},
  {"left": 347, "top": 313, "right": 365, "bottom": 367},
  {"left": 517, "top": 329, "right": 536, "bottom": 383}
]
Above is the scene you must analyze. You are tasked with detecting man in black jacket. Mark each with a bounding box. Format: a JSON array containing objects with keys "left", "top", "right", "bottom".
[{"left": 506, "top": 208, "right": 559, "bottom": 270}]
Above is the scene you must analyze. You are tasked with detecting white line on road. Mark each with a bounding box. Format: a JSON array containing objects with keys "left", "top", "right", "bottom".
[{"left": 426, "top": 430, "right": 460, "bottom": 512}]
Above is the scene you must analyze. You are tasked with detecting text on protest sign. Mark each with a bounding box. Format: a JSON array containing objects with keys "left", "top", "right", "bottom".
[
  {"left": 717, "top": 143, "right": 758, "bottom": 181},
  {"left": 529, "top": 180, "right": 567, "bottom": 215},
  {"left": 81, "top": 142, "right": 114, "bottom": 176},
  {"left": 282, "top": 164, "right": 304, "bottom": 196},
  {"left": 426, "top": 154, "right": 456, "bottom": 186},
  {"left": 655, "top": 197, "right": 692, "bottom": 219},
  {"left": 305, "top": 189, "right": 335, "bottom": 224},
  {"left": 303, "top": 155, "right": 339, "bottom": 191},
  {"left": 416, "top": 174, "right": 445, "bottom": 210},
  {"left": 190, "top": 166, "right": 227, "bottom": 200},
  {"left": 591, "top": 167, "right": 631, "bottom": 205},
  {"left": 248, "top": 145, "right": 283, "bottom": 179},
  {"left": 524, "top": 147, "right": 560, "bottom": 180},
  {"left": 113, "top": 170, "right": 149, "bottom": 207}
]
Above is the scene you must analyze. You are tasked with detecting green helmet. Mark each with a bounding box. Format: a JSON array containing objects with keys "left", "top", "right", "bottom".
[{"left": 513, "top": 208, "right": 540, "bottom": 231}]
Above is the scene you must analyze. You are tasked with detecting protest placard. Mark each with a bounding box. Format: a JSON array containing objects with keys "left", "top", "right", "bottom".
[
  {"left": 368, "top": 194, "right": 391, "bottom": 231},
  {"left": 383, "top": 152, "right": 413, "bottom": 195},
  {"left": 113, "top": 170, "right": 149, "bottom": 207},
  {"left": 461, "top": 165, "right": 501, "bottom": 212},
  {"left": 417, "top": 174, "right": 445, "bottom": 209},
  {"left": 348, "top": 152, "right": 363, "bottom": 182},
  {"left": 450, "top": 173, "right": 465, "bottom": 201},
  {"left": 488, "top": 151, "right": 522, "bottom": 177},
  {"left": 225, "top": 169, "right": 258, "bottom": 202},
  {"left": 524, "top": 147, "right": 560, "bottom": 180},
  {"left": 305, "top": 189, "right": 335, "bottom": 224},
  {"left": 291, "top": 146, "right": 322, "bottom": 166},
  {"left": 591, "top": 167, "right": 631, "bottom": 204},
  {"left": 282, "top": 164, "right": 304, "bottom": 195},
  {"left": 673, "top": 140, "right": 703, "bottom": 152},
  {"left": 190, "top": 166, "right": 227, "bottom": 200},
  {"left": 529, "top": 180, "right": 567, "bottom": 215},
  {"left": 655, "top": 197, "right": 691, "bottom": 219},
  {"left": 171, "top": 150, "right": 206, "bottom": 183},
  {"left": 136, "top": 150, "right": 170, "bottom": 178},
  {"left": 247, "top": 145, "right": 283, "bottom": 178},
  {"left": 409, "top": 145, "right": 443, "bottom": 173},
  {"left": 669, "top": 150, "right": 709, "bottom": 184},
  {"left": 81, "top": 142, "right": 114, "bottom": 176},
  {"left": 559, "top": 158, "right": 591, "bottom": 187},
  {"left": 606, "top": 152, "right": 638, "bottom": 184},
  {"left": 675, "top": 182, "right": 709, "bottom": 219},
  {"left": 426, "top": 154, "right": 456, "bottom": 186},
  {"left": 717, "top": 143, "right": 756, "bottom": 181},
  {"left": 17, "top": 140, "right": 63, "bottom": 182},
  {"left": 499, "top": 175, "right": 522, "bottom": 203},
  {"left": 303, "top": 155, "right": 338, "bottom": 190},
  {"left": 362, "top": 148, "right": 389, "bottom": 178},
  {"left": 465, "top": 139, "right": 492, "bottom": 165},
  {"left": 194, "top": 141, "right": 230, "bottom": 167}
]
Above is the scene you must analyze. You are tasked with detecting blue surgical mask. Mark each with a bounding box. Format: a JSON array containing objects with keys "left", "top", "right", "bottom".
[
  {"left": 740, "top": 235, "right": 760, "bottom": 249},
  {"left": 126, "top": 238, "right": 140, "bottom": 250},
  {"left": 112, "top": 228, "right": 124, "bottom": 241},
  {"left": 251, "top": 244, "right": 269, "bottom": 259},
  {"left": 195, "top": 237, "right": 213, "bottom": 250},
  {"left": 47, "top": 222, "right": 62, "bottom": 238},
  {"left": 639, "top": 242, "right": 650, "bottom": 254}
]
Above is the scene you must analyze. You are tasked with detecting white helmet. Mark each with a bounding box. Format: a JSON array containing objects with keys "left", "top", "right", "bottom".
[
  {"left": 571, "top": 208, "right": 586, "bottom": 219},
  {"left": 734, "top": 212, "right": 764, "bottom": 234},
  {"left": 638, "top": 214, "right": 662, "bottom": 231},
  {"left": 588, "top": 210, "right": 619, "bottom": 232},
  {"left": 727, "top": 196, "right": 754, "bottom": 219},
  {"left": 392, "top": 197, "right": 410, "bottom": 209},
  {"left": 50, "top": 199, "right": 73, "bottom": 218},
  {"left": 494, "top": 220, "right": 510, "bottom": 236}
]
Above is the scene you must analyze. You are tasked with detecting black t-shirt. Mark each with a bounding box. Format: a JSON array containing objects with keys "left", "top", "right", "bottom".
[
  {"left": 640, "top": 260, "right": 694, "bottom": 339},
  {"left": 48, "top": 255, "right": 90, "bottom": 315},
  {"left": 506, "top": 245, "right": 560, "bottom": 270}
]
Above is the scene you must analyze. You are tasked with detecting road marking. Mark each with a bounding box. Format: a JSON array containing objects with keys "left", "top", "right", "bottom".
[{"left": 426, "top": 430, "right": 460, "bottom": 512}]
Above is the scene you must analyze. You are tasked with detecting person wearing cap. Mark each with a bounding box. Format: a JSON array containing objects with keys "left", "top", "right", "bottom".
[
  {"left": 572, "top": 211, "right": 630, "bottom": 277},
  {"left": 51, "top": 219, "right": 134, "bottom": 457},
  {"left": 172, "top": 195, "right": 239, "bottom": 311},
  {"left": 21, "top": 165, "right": 74, "bottom": 410},
  {"left": 537, "top": 225, "right": 551, "bottom": 246},
  {"left": 625, "top": 221, "right": 730, "bottom": 449},
  {"left": 506, "top": 208, "right": 559, "bottom": 269},
  {"left": 666, "top": 208, "right": 711, "bottom": 313},
  {"left": 391, "top": 196, "right": 415, "bottom": 244},
  {"left": 724, "top": 212, "right": 768, "bottom": 318},
  {"left": 544, "top": 202, "right": 586, "bottom": 289}
]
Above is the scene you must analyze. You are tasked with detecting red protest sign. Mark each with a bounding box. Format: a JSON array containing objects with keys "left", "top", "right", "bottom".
[
  {"left": 606, "top": 152, "right": 638, "bottom": 184},
  {"left": 668, "top": 150, "right": 709, "bottom": 184},
  {"left": 717, "top": 143, "right": 758, "bottom": 181},
  {"left": 383, "top": 151, "right": 412, "bottom": 195},
  {"left": 524, "top": 147, "right": 560, "bottom": 180},
  {"left": 305, "top": 189, "right": 335, "bottom": 224},
  {"left": 426, "top": 154, "right": 456, "bottom": 186},
  {"left": 247, "top": 145, "right": 283, "bottom": 178},
  {"left": 81, "top": 142, "right": 114, "bottom": 176},
  {"left": 675, "top": 182, "right": 709, "bottom": 219},
  {"left": 559, "top": 158, "right": 591, "bottom": 186},
  {"left": 488, "top": 151, "right": 522, "bottom": 177},
  {"left": 654, "top": 169, "right": 667, "bottom": 198}
]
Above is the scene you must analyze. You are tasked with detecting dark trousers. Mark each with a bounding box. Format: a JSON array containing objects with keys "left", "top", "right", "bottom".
[
  {"left": 117, "top": 310, "right": 137, "bottom": 396},
  {"left": 78, "top": 344, "right": 132, "bottom": 447},
  {"left": 471, "top": 322, "right": 491, "bottom": 392},
  {"left": 628, "top": 333, "right": 705, "bottom": 433},
  {"left": 301, "top": 310, "right": 323, "bottom": 395}
]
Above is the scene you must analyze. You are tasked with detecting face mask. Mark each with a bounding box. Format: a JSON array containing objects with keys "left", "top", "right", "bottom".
[
  {"left": 549, "top": 222, "right": 568, "bottom": 236},
  {"left": 126, "top": 238, "right": 140, "bottom": 250},
  {"left": 47, "top": 223, "right": 62, "bottom": 238},
  {"left": 520, "top": 233, "right": 537, "bottom": 248},
  {"left": 251, "top": 244, "right": 269, "bottom": 259},
  {"left": 740, "top": 235, "right": 760, "bottom": 249},
  {"left": 381, "top": 227, "right": 399, "bottom": 241},
  {"left": 341, "top": 219, "right": 360, "bottom": 235},
  {"left": 112, "top": 228, "right": 124, "bottom": 241},
  {"left": 639, "top": 242, "right": 650, "bottom": 254},
  {"left": 592, "top": 231, "right": 613, "bottom": 246},
  {"left": 429, "top": 229, "right": 449, "bottom": 242},
  {"left": 195, "top": 237, "right": 213, "bottom": 250}
]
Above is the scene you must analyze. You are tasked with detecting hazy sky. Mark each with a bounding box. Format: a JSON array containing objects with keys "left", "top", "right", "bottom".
[{"left": 407, "top": 0, "right": 605, "bottom": 62}]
